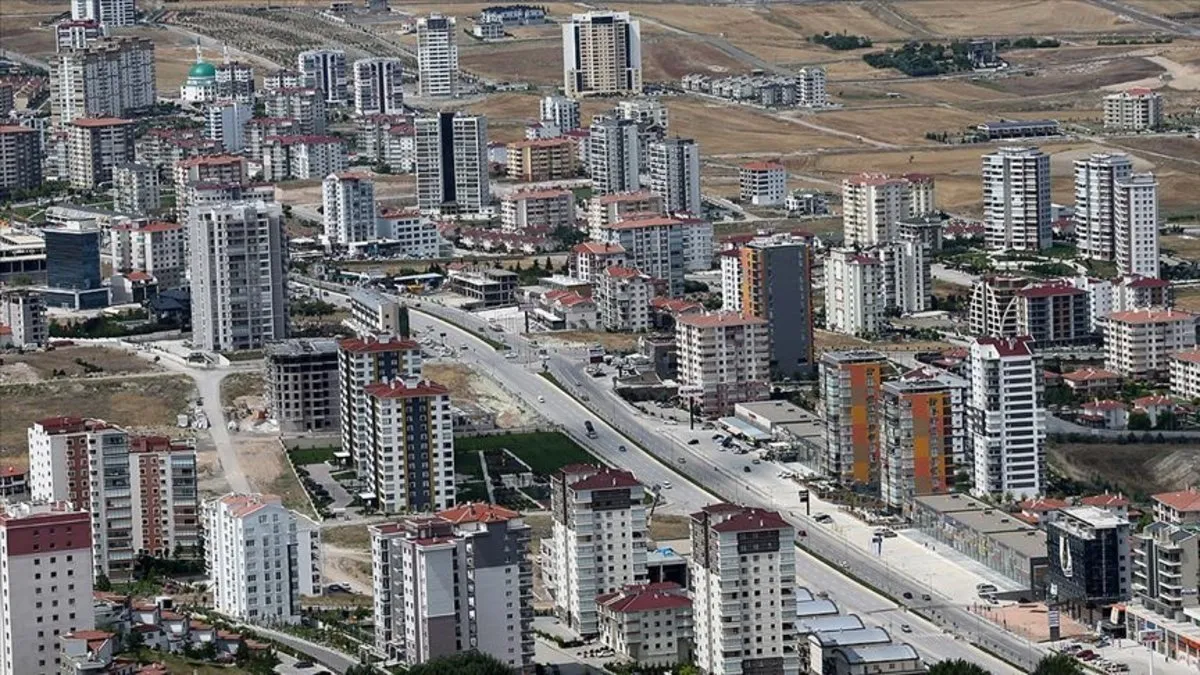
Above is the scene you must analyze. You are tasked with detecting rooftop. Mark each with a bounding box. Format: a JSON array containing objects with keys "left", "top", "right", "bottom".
[
  {"left": 676, "top": 311, "right": 767, "bottom": 329},
  {"left": 1062, "top": 367, "right": 1120, "bottom": 382},
  {"left": 71, "top": 117, "right": 132, "bottom": 128},
  {"left": 572, "top": 241, "right": 625, "bottom": 255},
  {"left": 438, "top": 502, "right": 521, "bottom": 524},
  {"left": 974, "top": 335, "right": 1036, "bottom": 357},
  {"left": 741, "top": 161, "right": 785, "bottom": 172},
  {"left": 1081, "top": 492, "right": 1129, "bottom": 508},
  {"left": 338, "top": 334, "right": 419, "bottom": 354},
  {"left": 596, "top": 582, "right": 691, "bottom": 613},
  {"left": 364, "top": 379, "right": 450, "bottom": 399},
  {"left": 569, "top": 467, "right": 642, "bottom": 491},
  {"left": 1108, "top": 308, "right": 1196, "bottom": 325},
  {"left": 266, "top": 338, "right": 340, "bottom": 357},
  {"left": 833, "top": 644, "right": 920, "bottom": 665},
  {"left": 1154, "top": 488, "right": 1200, "bottom": 513}
]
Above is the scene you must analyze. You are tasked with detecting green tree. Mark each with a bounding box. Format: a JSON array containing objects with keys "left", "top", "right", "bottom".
[
  {"left": 95, "top": 574, "right": 113, "bottom": 592},
  {"left": 1128, "top": 411, "right": 1152, "bottom": 431},
  {"left": 1032, "top": 653, "right": 1084, "bottom": 675},
  {"left": 928, "top": 660, "right": 992, "bottom": 675},
  {"left": 405, "top": 652, "right": 516, "bottom": 675}
]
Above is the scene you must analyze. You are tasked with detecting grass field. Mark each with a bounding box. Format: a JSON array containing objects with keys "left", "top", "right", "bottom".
[
  {"left": 459, "top": 41, "right": 561, "bottom": 84},
  {"left": 0, "top": 375, "right": 195, "bottom": 461},
  {"left": 455, "top": 431, "right": 597, "bottom": 476},
  {"left": 814, "top": 105, "right": 985, "bottom": 145},
  {"left": 1175, "top": 286, "right": 1200, "bottom": 313},
  {"left": 323, "top": 523, "right": 371, "bottom": 549},
  {"left": 287, "top": 446, "right": 339, "bottom": 466}
]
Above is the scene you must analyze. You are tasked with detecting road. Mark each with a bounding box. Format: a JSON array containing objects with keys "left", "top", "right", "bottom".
[
  {"left": 1085, "top": 0, "right": 1200, "bottom": 37},
  {"left": 247, "top": 625, "right": 358, "bottom": 675},
  {"left": 296, "top": 279, "right": 1027, "bottom": 672}
]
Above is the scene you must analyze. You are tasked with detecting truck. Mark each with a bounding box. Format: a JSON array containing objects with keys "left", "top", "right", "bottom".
[{"left": 584, "top": 420, "right": 597, "bottom": 438}]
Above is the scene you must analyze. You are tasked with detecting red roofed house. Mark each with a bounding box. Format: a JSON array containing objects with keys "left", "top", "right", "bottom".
[
  {"left": 1105, "top": 309, "right": 1198, "bottom": 380},
  {"left": 597, "top": 265, "right": 653, "bottom": 332},
  {"left": 1018, "top": 497, "right": 1070, "bottom": 526},
  {"left": 548, "top": 465, "right": 647, "bottom": 638},
  {"left": 1062, "top": 367, "right": 1121, "bottom": 396},
  {"left": 689, "top": 504, "right": 797, "bottom": 674},
  {"left": 534, "top": 289, "right": 599, "bottom": 330},
  {"left": 649, "top": 296, "right": 703, "bottom": 331},
  {"left": 1080, "top": 492, "right": 1130, "bottom": 520},
  {"left": 1151, "top": 488, "right": 1200, "bottom": 525},
  {"left": 1132, "top": 395, "right": 1175, "bottom": 428},
  {"left": 1169, "top": 348, "right": 1200, "bottom": 401},
  {"left": 570, "top": 240, "right": 627, "bottom": 282},
  {"left": 739, "top": 161, "right": 786, "bottom": 206},
  {"left": 1079, "top": 399, "right": 1128, "bottom": 430},
  {"left": 597, "top": 582, "right": 693, "bottom": 667},
  {"left": 1116, "top": 275, "right": 1172, "bottom": 312}
]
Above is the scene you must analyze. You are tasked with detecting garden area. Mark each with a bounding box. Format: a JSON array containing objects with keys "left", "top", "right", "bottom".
[{"left": 455, "top": 431, "right": 601, "bottom": 509}]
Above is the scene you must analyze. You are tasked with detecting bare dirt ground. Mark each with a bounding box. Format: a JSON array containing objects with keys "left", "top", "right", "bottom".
[
  {"left": 973, "top": 602, "right": 1090, "bottom": 642},
  {"left": 891, "top": 0, "right": 1141, "bottom": 36},
  {"left": 220, "top": 372, "right": 265, "bottom": 412},
  {"left": 234, "top": 435, "right": 314, "bottom": 517},
  {"left": 0, "top": 346, "right": 163, "bottom": 384},
  {"left": 544, "top": 331, "right": 640, "bottom": 353},
  {"left": 1052, "top": 442, "right": 1200, "bottom": 495},
  {"left": 423, "top": 361, "right": 540, "bottom": 428}
]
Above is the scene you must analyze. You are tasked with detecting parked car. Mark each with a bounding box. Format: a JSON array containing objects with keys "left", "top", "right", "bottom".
[
  {"left": 743, "top": 466, "right": 752, "bottom": 473},
  {"left": 900, "top": 624, "right": 912, "bottom": 633},
  {"left": 921, "top": 593, "right": 931, "bottom": 601},
  {"left": 688, "top": 438, "right": 699, "bottom": 445},
  {"left": 618, "top": 445, "right": 627, "bottom": 452},
  {"left": 903, "top": 591, "right": 913, "bottom": 600}
]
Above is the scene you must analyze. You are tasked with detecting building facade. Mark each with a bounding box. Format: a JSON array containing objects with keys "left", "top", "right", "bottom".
[
  {"left": 501, "top": 188, "right": 574, "bottom": 232},
  {"left": 1074, "top": 152, "right": 1133, "bottom": 262},
  {"left": 506, "top": 137, "right": 577, "bottom": 182},
  {"left": 597, "top": 583, "right": 692, "bottom": 668},
  {"left": 594, "top": 214, "right": 686, "bottom": 297},
  {"left": 323, "top": 172, "right": 377, "bottom": 246},
  {"left": 1046, "top": 505, "right": 1132, "bottom": 617},
  {"left": 982, "top": 146, "right": 1051, "bottom": 252},
  {"left": 417, "top": 14, "right": 460, "bottom": 98},
  {"left": 67, "top": 117, "right": 134, "bottom": 189},
  {"left": 353, "top": 58, "right": 404, "bottom": 116},
  {"left": 110, "top": 220, "right": 186, "bottom": 289},
  {"left": 647, "top": 137, "right": 701, "bottom": 216},
  {"left": 881, "top": 368, "right": 968, "bottom": 511},
  {"left": 676, "top": 312, "right": 771, "bottom": 416},
  {"left": 265, "top": 339, "right": 341, "bottom": 434},
  {"left": 739, "top": 162, "right": 786, "bottom": 206},
  {"left": 52, "top": 36, "right": 155, "bottom": 125},
  {"left": 740, "top": 234, "right": 815, "bottom": 378},
  {"left": 112, "top": 162, "right": 161, "bottom": 214},
  {"left": 0, "top": 125, "right": 43, "bottom": 195},
  {"left": 0, "top": 289, "right": 48, "bottom": 348},
  {"left": 588, "top": 116, "right": 640, "bottom": 195},
  {"left": 842, "top": 173, "right": 911, "bottom": 247},
  {"left": 824, "top": 248, "right": 884, "bottom": 337},
  {"left": 414, "top": 112, "right": 489, "bottom": 214},
  {"left": 1114, "top": 172, "right": 1160, "bottom": 278},
  {"left": 361, "top": 380, "right": 456, "bottom": 513},
  {"left": 820, "top": 351, "right": 886, "bottom": 488},
  {"left": 596, "top": 265, "right": 652, "bottom": 332},
  {"left": 968, "top": 336, "right": 1046, "bottom": 500},
  {"left": 297, "top": 49, "right": 348, "bottom": 105},
  {"left": 1103, "top": 88, "right": 1163, "bottom": 131},
  {"left": 1105, "top": 309, "right": 1197, "bottom": 380},
  {"left": 337, "top": 334, "right": 423, "bottom": 477},
  {"left": 563, "top": 12, "right": 643, "bottom": 97}
]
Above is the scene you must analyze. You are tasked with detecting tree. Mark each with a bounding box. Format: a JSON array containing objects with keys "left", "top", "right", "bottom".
[
  {"left": 405, "top": 652, "right": 516, "bottom": 675},
  {"left": 95, "top": 574, "right": 113, "bottom": 592},
  {"left": 928, "top": 660, "right": 992, "bottom": 675},
  {"left": 1032, "top": 653, "right": 1084, "bottom": 675},
  {"left": 1127, "top": 411, "right": 1152, "bottom": 431}
]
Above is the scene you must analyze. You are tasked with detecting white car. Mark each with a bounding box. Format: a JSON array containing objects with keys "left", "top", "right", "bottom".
[
  {"left": 662, "top": 481, "right": 672, "bottom": 489},
  {"left": 504, "top": 352, "right": 518, "bottom": 360},
  {"left": 537, "top": 395, "right": 545, "bottom": 403}
]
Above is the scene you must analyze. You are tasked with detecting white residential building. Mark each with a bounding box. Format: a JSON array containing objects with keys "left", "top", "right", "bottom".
[
  {"left": 204, "top": 99, "right": 253, "bottom": 153},
  {"left": 112, "top": 161, "right": 160, "bottom": 215},
  {"left": 202, "top": 493, "right": 321, "bottom": 625},
  {"left": 647, "top": 137, "right": 701, "bottom": 216},
  {"left": 345, "top": 287, "right": 406, "bottom": 338},
  {"left": 982, "top": 146, "right": 1051, "bottom": 252},
  {"left": 1114, "top": 172, "right": 1160, "bottom": 278},
  {"left": 905, "top": 173, "right": 937, "bottom": 218},
  {"left": 55, "top": 18, "right": 106, "bottom": 51},
  {"left": 323, "top": 172, "right": 377, "bottom": 246},
  {"left": 261, "top": 87, "right": 327, "bottom": 135},
  {"left": 563, "top": 12, "right": 643, "bottom": 98},
  {"left": 109, "top": 219, "right": 186, "bottom": 288},
  {"left": 595, "top": 214, "right": 685, "bottom": 297},
  {"left": 375, "top": 209, "right": 447, "bottom": 258},
  {"left": 52, "top": 36, "right": 155, "bottom": 126},
  {"left": 720, "top": 250, "right": 743, "bottom": 313},
  {"left": 679, "top": 216, "right": 714, "bottom": 272},
  {"left": 676, "top": 312, "right": 771, "bottom": 416},
  {"left": 297, "top": 49, "right": 348, "bottom": 105},
  {"left": 415, "top": 112, "right": 489, "bottom": 214},
  {"left": 968, "top": 336, "right": 1047, "bottom": 500},
  {"left": 1103, "top": 88, "right": 1163, "bottom": 131},
  {"left": 66, "top": 116, "right": 134, "bottom": 190},
  {"left": 879, "top": 238, "right": 930, "bottom": 316},
  {"left": 824, "top": 247, "right": 885, "bottom": 337},
  {"left": 417, "top": 14, "right": 460, "bottom": 98},
  {"left": 549, "top": 465, "right": 647, "bottom": 637},
  {"left": 739, "top": 162, "right": 786, "bottom": 206},
  {"left": 842, "top": 173, "right": 910, "bottom": 246},
  {"left": 1169, "top": 349, "right": 1200, "bottom": 401},
  {"left": 338, "top": 334, "right": 423, "bottom": 477},
  {"left": 596, "top": 265, "right": 652, "bottom": 332},
  {"left": 0, "top": 502, "right": 95, "bottom": 675},
  {"left": 797, "top": 66, "right": 827, "bottom": 107},
  {"left": 589, "top": 115, "right": 640, "bottom": 195},
  {"left": 71, "top": 0, "right": 134, "bottom": 27},
  {"left": 188, "top": 200, "right": 289, "bottom": 352},
  {"left": 587, "top": 190, "right": 663, "bottom": 239},
  {"left": 597, "top": 583, "right": 692, "bottom": 668},
  {"left": 261, "top": 135, "right": 348, "bottom": 181},
  {"left": 0, "top": 289, "right": 48, "bottom": 348},
  {"left": 360, "top": 380, "right": 455, "bottom": 513},
  {"left": 570, "top": 241, "right": 626, "bottom": 282},
  {"left": 540, "top": 95, "right": 580, "bottom": 132},
  {"left": 1105, "top": 308, "right": 1197, "bottom": 380},
  {"left": 1074, "top": 152, "right": 1133, "bottom": 261},
  {"left": 353, "top": 58, "right": 405, "bottom": 116},
  {"left": 690, "top": 504, "right": 799, "bottom": 675},
  {"left": 370, "top": 504, "right": 534, "bottom": 672},
  {"left": 501, "top": 189, "right": 574, "bottom": 232}
]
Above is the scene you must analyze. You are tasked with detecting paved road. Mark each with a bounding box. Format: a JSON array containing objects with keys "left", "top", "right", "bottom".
[
  {"left": 1085, "top": 0, "right": 1200, "bottom": 37},
  {"left": 247, "top": 625, "right": 358, "bottom": 675}
]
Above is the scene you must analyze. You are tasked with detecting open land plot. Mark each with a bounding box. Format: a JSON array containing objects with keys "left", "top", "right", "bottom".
[
  {"left": 386, "top": 1, "right": 582, "bottom": 18},
  {"left": 641, "top": 36, "right": 748, "bottom": 80},
  {"left": 763, "top": 4, "right": 916, "bottom": 42},
  {"left": 1124, "top": 0, "right": 1200, "bottom": 15},
  {"left": 1052, "top": 442, "right": 1200, "bottom": 495},
  {"left": 0, "top": 375, "right": 196, "bottom": 460},
  {"left": 0, "top": 345, "right": 162, "bottom": 384},
  {"left": 864, "top": 78, "right": 1015, "bottom": 104},
  {"left": 0, "top": 18, "right": 56, "bottom": 58},
  {"left": 665, "top": 98, "right": 860, "bottom": 155},
  {"left": 455, "top": 432, "right": 596, "bottom": 476},
  {"left": 891, "top": 0, "right": 1141, "bottom": 36},
  {"left": 1174, "top": 286, "right": 1200, "bottom": 313},
  {"left": 722, "top": 41, "right": 860, "bottom": 68},
  {"left": 459, "top": 41, "right": 561, "bottom": 84},
  {"left": 812, "top": 105, "right": 986, "bottom": 145},
  {"left": 1163, "top": 234, "right": 1200, "bottom": 262},
  {"left": 609, "top": 4, "right": 802, "bottom": 42},
  {"left": 423, "top": 361, "right": 539, "bottom": 427},
  {"left": 982, "top": 57, "right": 1166, "bottom": 97}
]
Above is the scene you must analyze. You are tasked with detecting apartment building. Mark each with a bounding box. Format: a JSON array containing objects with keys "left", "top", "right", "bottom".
[
  {"left": 1152, "top": 488, "right": 1200, "bottom": 526},
  {"left": 375, "top": 209, "right": 447, "bottom": 258},
  {"left": 28, "top": 417, "right": 200, "bottom": 576},
  {"left": 188, "top": 200, "right": 289, "bottom": 352},
  {"left": 549, "top": 465, "right": 647, "bottom": 637},
  {"left": 1114, "top": 172, "right": 1160, "bottom": 278},
  {"left": 500, "top": 188, "right": 574, "bottom": 232},
  {"left": 52, "top": 36, "right": 155, "bottom": 125},
  {"left": 323, "top": 172, "right": 377, "bottom": 246},
  {"left": 1074, "top": 153, "right": 1133, "bottom": 261},
  {"left": 881, "top": 367, "right": 968, "bottom": 511},
  {"left": 202, "top": 493, "right": 321, "bottom": 625},
  {"left": 968, "top": 336, "right": 1047, "bottom": 500},
  {"left": 739, "top": 162, "right": 787, "bottom": 206},
  {"left": 0, "top": 125, "right": 43, "bottom": 194},
  {"left": 1105, "top": 308, "right": 1198, "bottom": 380},
  {"left": 589, "top": 115, "right": 640, "bottom": 195},
  {"left": 417, "top": 14, "right": 460, "bottom": 98},
  {"left": 55, "top": 19, "right": 105, "bottom": 51},
  {"left": 71, "top": 0, "right": 134, "bottom": 26},
  {"left": 67, "top": 117, "right": 134, "bottom": 189},
  {"left": 261, "top": 87, "right": 327, "bottom": 135},
  {"left": 205, "top": 99, "right": 253, "bottom": 153},
  {"left": 596, "top": 265, "right": 653, "bottom": 332},
  {"left": 1014, "top": 281, "right": 1093, "bottom": 348},
  {"left": 570, "top": 241, "right": 626, "bottom": 282},
  {"left": 679, "top": 216, "right": 714, "bottom": 272},
  {"left": 447, "top": 267, "right": 518, "bottom": 307},
  {"left": 346, "top": 287, "right": 407, "bottom": 338},
  {"left": 690, "top": 503, "right": 799, "bottom": 675},
  {"left": 371, "top": 504, "right": 534, "bottom": 672},
  {"left": 263, "top": 68, "right": 304, "bottom": 91},
  {"left": 353, "top": 58, "right": 404, "bottom": 116},
  {"left": 647, "top": 137, "right": 701, "bottom": 215},
  {"left": 414, "top": 112, "right": 489, "bottom": 214},
  {"left": 878, "top": 238, "right": 930, "bottom": 316},
  {"left": 1046, "top": 506, "right": 1132, "bottom": 617},
  {"left": 215, "top": 60, "right": 256, "bottom": 104},
  {"left": 1128, "top": 514, "right": 1200, "bottom": 665},
  {"left": 338, "top": 334, "right": 422, "bottom": 477},
  {"left": 819, "top": 350, "right": 887, "bottom": 487},
  {"left": 540, "top": 95, "right": 581, "bottom": 132},
  {"left": 905, "top": 172, "right": 937, "bottom": 217},
  {"left": 112, "top": 162, "right": 160, "bottom": 214},
  {"left": 982, "top": 146, "right": 1051, "bottom": 251},
  {"left": 0, "top": 288, "right": 48, "bottom": 348},
  {"left": 563, "top": 11, "right": 643, "bottom": 97},
  {"left": 720, "top": 249, "right": 744, "bottom": 314},
  {"left": 969, "top": 275, "right": 1027, "bottom": 338},
  {"left": 507, "top": 137, "right": 577, "bottom": 182},
  {"left": 842, "top": 173, "right": 911, "bottom": 246},
  {"left": 297, "top": 49, "right": 347, "bottom": 105},
  {"left": 587, "top": 190, "right": 663, "bottom": 239},
  {"left": 262, "top": 135, "right": 348, "bottom": 181},
  {"left": 740, "top": 234, "right": 815, "bottom": 378},
  {"left": 1169, "top": 350, "right": 1200, "bottom": 400},
  {"left": 265, "top": 339, "right": 341, "bottom": 434},
  {"left": 597, "top": 583, "right": 692, "bottom": 668},
  {"left": 360, "top": 380, "right": 455, "bottom": 513},
  {"left": 173, "top": 154, "right": 248, "bottom": 211},
  {"left": 595, "top": 214, "right": 685, "bottom": 297},
  {"left": 1103, "top": 88, "right": 1163, "bottom": 131},
  {"left": 824, "top": 248, "right": 885, "bottom": 337},
  {"left": 0, "top": 502, "right": 94, "bottom": 675},
  {"left": 109, "top": 220, "right": 186, "bottom": 289},
  {"left": 676, "top": 312, "right": 771, "bottom": 416}
]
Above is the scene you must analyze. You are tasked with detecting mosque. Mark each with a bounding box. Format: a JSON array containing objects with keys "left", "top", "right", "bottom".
[{"left": 180, "top": 44, "right": 217, "bottom": 103}]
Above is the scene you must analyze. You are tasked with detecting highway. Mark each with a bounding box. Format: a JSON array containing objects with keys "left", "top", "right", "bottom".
[{"left": 298, "top": 279, "right": 1031, "bottom": 672}]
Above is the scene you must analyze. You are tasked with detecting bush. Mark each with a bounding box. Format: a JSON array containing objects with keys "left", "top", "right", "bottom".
[{"left": 811, "top": 32, "right": 872, "bottom": 50}]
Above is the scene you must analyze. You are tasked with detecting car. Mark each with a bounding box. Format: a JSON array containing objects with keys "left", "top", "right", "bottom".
[
  {"left": 903, "top": 591, "right": 913, "bottom": 600},
  {"left": 504, "top": 352, "right": 518, "bottom": 360},
  {"left": 711, "top": 434, "right": 723, "bottom": 441},
  {"left": 687, "top": 438, "right": 699, "bottom": 445},
  {"left": 798, "top": 529, "right": 807, "bottom": 537},
  {"left": 618, "top": 445, "right": 627, "bottom": 452},
  {"left": 900, "top": 624, "right": 912, "bottom": 633},
  {"left": 751, "top": 458, "right": 761, "bottom": 464},
  {"left": 814, "top": 514, "right": 833, "bottom": 524},
  {"left": 661, "top": 481, "right": 672, "bottom": 489},
  {"left": 743, "top": 466, "right": 752, "bottom": 473},
  {"left": 537, "top": 395, "right": 545, "bottom": 403},
  {"left": 921, "top": 593, "right": 931, "bottom": 601},
  {"left": 295, "top": 662, "right": 315, "bottom": 669},
  {"left": 677, "top": 457, "right": 686, "bottom": 464}
]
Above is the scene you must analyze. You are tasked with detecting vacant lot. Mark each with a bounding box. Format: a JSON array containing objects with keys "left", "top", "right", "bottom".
[
  {"left": 0, "top": 375, "right": 195, "bottom": 460},
  {"left": 548, "top": 330, "right": 639, "bottom": 353},
  {"left": 0, "top": 346, "right": 160, "bottom": 384},
  {"left": 1175, "top": 286, "right": 1200, "bottom": 313},
  {"left": 666, "top": 98, "right": 858, "bottom": 155},
  {"left": 894, "top": 0, "right": 1139, "bottom": 35},
  {"left": 459, "top": 40, "right": 561, "bottom": 84},
  {"left": 814, "top": 105, "right": 985, "bottom": 145},
  {"left": 642, "top": 36, "right": 747, "bottom": 80},
  {"left": 220, "top": 372, "right": 264, "bottom": 409},
  {"left": 765, "top": 4, "right": 915, "bottom": 41},
  {"left": 424, "top": 361, "right": 538, "bottom": 427},
  {"left": 987, "top": 58, "right": 1166, "bottom": 97},
  {"left": 1052, "top": 442, "right": 1200, "bottom": 496}
]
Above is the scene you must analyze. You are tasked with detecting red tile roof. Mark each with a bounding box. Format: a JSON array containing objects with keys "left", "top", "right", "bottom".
[
  {"left": 974, "top": 336, "right": 1035, "bottom": 357},
  {"left": 846, "top": 172, "right": 906, "bottom": 187},
  {"left": 1108, "top": 308, "right": 1196, "bottom": 325},
  {"left": 1062, "top": 368, "right": 1119, "bottom": 383},
  {"left": 1083, "top": 399, "right": 1126, "bottom": 412},
  {"left": 0, "top": 125, "right": 35, "bottom": 135},
  {"left": 677, "top": 312, "right": 767, "bottom": 329},
  {"left": 1081, "top": 493, "right": 1129, "bottom": 508},
  {"left": 364, "top": 380, "right": 450, "bottom": 399},
  {"left": 71, "top": 117, "right": 132, "bottom": 128},
  {"left": 604, "top": 265, "right": 645, "bottom": 279},
  {"left": 1172, "top": 349, "right": 1200, "bottom": 365},
  {"left": 1133, "top": 395, "right": 1172, "bottom": 408},
  {"left": 1122, "top": 276, "right": 1169, "bottom": 289},
  {"left": 1020, "top": 497, "right": 1068, "bottom": 513},
  {"left": 710, "top": 508, "right": 790, "bottom": 533},
  {"left": 506, "top": 188, "right": 572, "bottom": 201},
  {"left": 741, "top": 161, "right": 784, "bottom": 172},
  {"left": 597, "top": 190, "right": 657, "bottom": 205},
  {"left": 65, "top": 630, "right": 114, "bottom": 641},
  {"left": 650, "top": 297, "right": 703, "bottom": 314},
  {"left": 438, "top": 503, "right": 521, "bottom": 524},
  {"left": 569, "top": 468, "right": 641, "bottom": 491},
  {"left": 607, "top": 216, "right": 682, "bottom": 230},
  {"left": 338, "top": 335, "right": 420, "bottom": 353},
  {"left": 573, "top": 241, "right": 625, "bottom": 255},
  {"left": 596, "top": 582, "right": 691, "bottom": 614},
  {"left": 1153, "top": 488, "right": 1200, "bottom": 513},
  {"left": 1017, "top": 282, "right": 1085, "bottom": 298}
]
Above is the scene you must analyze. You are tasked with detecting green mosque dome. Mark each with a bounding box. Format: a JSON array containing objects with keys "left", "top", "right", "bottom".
[{"left": 188, "top": 61, "right": 216, "bottom": 79}]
